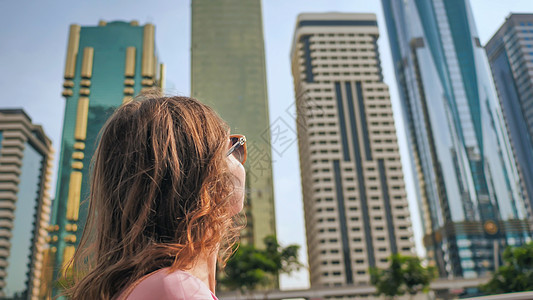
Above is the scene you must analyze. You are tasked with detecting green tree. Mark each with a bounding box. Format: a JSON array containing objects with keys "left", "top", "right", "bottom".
[
  {"left": 219, "top": 235, "right": 303, "bottom": 292},
  {"left": 370, "top": 254, "right": 436, "bottom": 300},
  {"left": 481, "top": 242, "right": 533, "bottom": 294}
]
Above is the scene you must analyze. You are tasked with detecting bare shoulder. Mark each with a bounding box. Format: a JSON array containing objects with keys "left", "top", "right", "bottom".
[{"left": 121, "top": 268, "right": 215, "bottom": 300}]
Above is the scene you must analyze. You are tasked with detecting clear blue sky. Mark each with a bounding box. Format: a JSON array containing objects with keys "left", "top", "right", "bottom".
[{"left": 0, "top": 0, "right": 531, "bottom": 290}]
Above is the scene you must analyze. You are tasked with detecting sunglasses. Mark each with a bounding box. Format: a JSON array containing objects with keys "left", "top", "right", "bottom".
[{"left": 226, "top": 134, "right": 247, "bottom": 164}]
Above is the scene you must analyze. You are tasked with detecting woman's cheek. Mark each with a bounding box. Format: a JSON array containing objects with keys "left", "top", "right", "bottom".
[{"left": 228, "top": 157, "right": 246, "bottom": 215}]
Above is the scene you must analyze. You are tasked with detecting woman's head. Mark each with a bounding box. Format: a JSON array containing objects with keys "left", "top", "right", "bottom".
[{"left": 67, "top": 93, "right": 245, "bottom": 299}]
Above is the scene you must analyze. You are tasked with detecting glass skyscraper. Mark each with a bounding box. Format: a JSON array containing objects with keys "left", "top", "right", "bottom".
[
  {"left": 486, "top": 14, "right": 533, "bottom": 224},
  {"left": 0, "top": 109, "right": 53, "bottom": 299},
  {"left": 382, "top": 0, "right": 531, "bottom": 278},
  {"left": 191, "top": 0, "right": 276, "bottom": 248},
  {"left": 44, "top": 21, "right": 162, "bottom": 297}
]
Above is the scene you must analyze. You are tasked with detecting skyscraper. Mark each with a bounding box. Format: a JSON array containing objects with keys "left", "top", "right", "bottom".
[
  {"left": 291, "top": 13, "right": 414, "bottom": 287},
  {"left": 191, "top": 0, "right": 276, "bottom": 248},
  {"left": 0, "top": 109, "right": 53, "bottom": 299},
  {"left": 44, "top": 21, "right": 162, "bottom": 296},
  {"left": 382, "top": 0, "right": 531, "bottom": 278},
  {"left": 486, "top": 14, "right": 533, "bottom": 224}
]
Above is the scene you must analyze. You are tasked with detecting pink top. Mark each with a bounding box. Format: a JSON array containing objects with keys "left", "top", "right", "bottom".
[{"left": 118, "top": 268, "right": 218, "bottom": 300}]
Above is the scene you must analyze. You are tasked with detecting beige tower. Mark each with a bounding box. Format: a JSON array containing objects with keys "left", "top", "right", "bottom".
[
  {"left": 0, "top": 109, "right": 54, "bottom": 299},
  {"left": 291, "top": 13, "right": 414, "bottom": 287}
]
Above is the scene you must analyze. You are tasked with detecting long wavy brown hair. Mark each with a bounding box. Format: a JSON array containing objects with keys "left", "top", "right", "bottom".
[{"left": 65, "top": 93, "right": 242, "bottom": 299}]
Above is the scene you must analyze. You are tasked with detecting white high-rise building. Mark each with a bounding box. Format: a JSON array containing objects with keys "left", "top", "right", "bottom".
[
  {"left": 0, "top": 109, "right": 53, "bottom": 299},
  {"left": 291, "top": 13, "right": 415, "bottom": 287}
]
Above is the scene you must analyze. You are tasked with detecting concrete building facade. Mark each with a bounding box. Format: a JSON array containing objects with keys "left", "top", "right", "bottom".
[
  {"left": 191, "top": 0, "right": 276, "bottom": 248},
  {"left": 0, "top": 109, "right": 53, "bottom": 299},
  {"left": 291, "top": 13, "right": 415, "bottom": 288}
]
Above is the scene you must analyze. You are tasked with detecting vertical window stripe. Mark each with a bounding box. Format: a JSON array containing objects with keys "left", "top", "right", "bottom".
[
  {"left": 300, "top": 35, "right": 314, "bottom": 83},
  {"left": 333, "top": 160, "right": 354, "bottom": 284},
  {"left": 335, "top": 82, "right": 351, "bottom": 161},
  {"left": 345, "top": 81, "right": 376, "bottom": 268},
  {"left": 379, "top": 159, "right": 398, "bottom": 254},
  {"left": 356, "top": 81, "right": 372, "bottom": 161}
]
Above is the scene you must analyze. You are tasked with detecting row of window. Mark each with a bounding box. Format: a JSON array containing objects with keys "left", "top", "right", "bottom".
[
  {"left": 312, "top": 63, "right": 380, "bottom": 70},
  {"left": 313, "top": 194, "right": 405, "bottom": 206},
  {"left": 307, "top": 71, "right": 380, "bottom": 77},
  {"left": 316, "top": 214, "right": 408, "bottom": 222},
  {"left": 308, "top": 141, "right": 396, "bottom": 150},
  {"left": 310, "top": 45, "right": 376, "bottom": 51},
  {"left": 316, "top": 217, "right": 407, "bottom": 229},
  {"left": 314, "top": 33, "right": 371, "bottom": 38},
  {"left": 304, "top": 85, "right": 387, "bottom": 93},
  {"left": 311, "top": 158, "right": 399, "bottom": 171},
  {"left": 310, "top": 165, "right": 400, "bottom": 173},
  {"left": 307, "top": 54, "right": 377, "bottom": 61},
  {"left": 310, "top": 39, "right": 373, "bottom": 45},
  {"left": 313, "top": 184, "right": 403, "bottom": 193},
  {"left": 305, "top": 125, "right": 395, "bottom": 136}
]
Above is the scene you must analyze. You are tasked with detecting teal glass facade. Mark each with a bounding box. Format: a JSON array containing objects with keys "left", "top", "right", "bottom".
[
  {"left": 5, "top": 143, "right": 44, "bottom": 298},
  {"left": 382, "top": 0, "right": 531, "bottom": 278},
  {"left": 48, "top": 21, "right": 160, "bottom": 296}
]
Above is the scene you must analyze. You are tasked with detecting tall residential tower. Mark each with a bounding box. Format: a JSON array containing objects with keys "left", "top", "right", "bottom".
[
  {"left": 191, "top": 0, "right": 276, "bottom": 247},
  {"left": 291, "top": 13, "right": 414, "bottom": 287},
  {"left": 486, "top": 14, "right": 533, "bottom": 223},
  {"left": 0, "top": 109, "right": 53, "bottom": 299},
  {"left": 382, "top": 0, "right": 531, "bottom": 278},
  {"left": 45, "top": 21, "right": 162, "bottom": 297}
]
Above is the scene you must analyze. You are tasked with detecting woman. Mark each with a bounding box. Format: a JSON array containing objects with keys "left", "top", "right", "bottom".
[{"left": 65, "top": 93, "right": 247, "bottom": 299}]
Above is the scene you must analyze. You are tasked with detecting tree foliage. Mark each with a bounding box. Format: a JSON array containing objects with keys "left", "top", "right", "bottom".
[
  {"left": 370, "top": 254, "right": 436, "bottom": 299},
  {"left": 219, "top": 235, "right": 303, "bottom": 292},
  {"left": 481, "top": 242, "right": 533, "bottom": 294}
]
